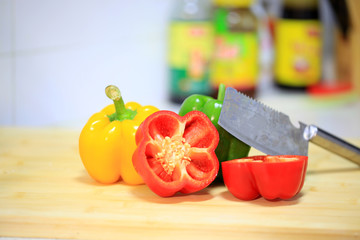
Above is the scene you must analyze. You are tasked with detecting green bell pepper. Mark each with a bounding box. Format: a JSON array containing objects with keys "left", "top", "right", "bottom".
[{"left": 179, "top": 84, "right": 251, "bottom": 182}]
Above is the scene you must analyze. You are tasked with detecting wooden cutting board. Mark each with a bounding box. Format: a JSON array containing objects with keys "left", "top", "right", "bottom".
[{"left": 0, "top": 127, "right": 359, "bottom": 239}]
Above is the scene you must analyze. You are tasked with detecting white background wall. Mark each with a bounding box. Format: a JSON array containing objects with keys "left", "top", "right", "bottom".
[
  {"left": 0, "top": 0, "right": 178, "bottom": 128},
  {"left": 1, "top": 0, "right": 359, "bottom": 139}
]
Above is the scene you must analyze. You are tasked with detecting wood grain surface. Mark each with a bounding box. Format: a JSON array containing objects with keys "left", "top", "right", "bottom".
[{"left": 0, "top": 127, "right": 359, "bottom": 239}]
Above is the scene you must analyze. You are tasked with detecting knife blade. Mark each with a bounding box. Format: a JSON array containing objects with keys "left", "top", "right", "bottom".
[{"left": 218, "top": 87, "right": 360, "bottom": 166}]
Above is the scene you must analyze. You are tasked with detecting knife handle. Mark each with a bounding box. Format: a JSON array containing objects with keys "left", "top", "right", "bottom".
[{"left": 304, "top": 125, "right": 360, "bottom": 166}]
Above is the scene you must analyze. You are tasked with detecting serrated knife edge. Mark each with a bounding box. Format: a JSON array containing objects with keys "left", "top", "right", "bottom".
[
  {"left": 219, "top": 88, "right": 308, "bottom": 155},
  {"left": 218, "top": 87, "right": 360, "bottom": 165}
]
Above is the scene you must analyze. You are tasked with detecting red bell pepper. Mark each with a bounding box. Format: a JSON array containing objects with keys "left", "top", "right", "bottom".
[
  {"left": 132, "top": 110, "right": 219, "bottom": 197},
  {"left": 222, "top": 155, "right": 308, "bottom": 200}
]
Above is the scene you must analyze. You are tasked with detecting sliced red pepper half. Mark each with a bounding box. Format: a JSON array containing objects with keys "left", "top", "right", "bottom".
[
  {"left": 222, "top": 155, "right": 308, "bottom": 201},
  {"left": 132, "top": 110, "right": 219, "bottom": 197}
]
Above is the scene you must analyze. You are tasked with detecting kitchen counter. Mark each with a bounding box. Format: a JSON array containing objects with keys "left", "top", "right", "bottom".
[{"left": 0, "top": 127, "right": 360, "bottom": 239}]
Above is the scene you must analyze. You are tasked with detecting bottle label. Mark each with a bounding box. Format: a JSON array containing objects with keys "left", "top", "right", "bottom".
[
  {"left": 210, "top": 32, "right": 258, "bottom": 89},
  {"left": 169, "top": 22, "right": 213, "bottom": 97},
  {"left": 275, "top": 19, "right": 322, "bottom": 87}
]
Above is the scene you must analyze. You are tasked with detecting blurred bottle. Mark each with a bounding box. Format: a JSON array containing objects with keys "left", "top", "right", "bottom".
[
  {"left": 210, "top": 0, "right": 259, "bottom": 98},
  {"left": 274, "top": 0, "right": 322, "bottom": 89},
  {"left": 168, "top": 0, "right": 214, "bottom": 104}
]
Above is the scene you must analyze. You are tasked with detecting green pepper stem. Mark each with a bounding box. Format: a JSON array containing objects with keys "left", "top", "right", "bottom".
[
  {"left": 217, "top": 84, "right": 226, "bottom": 102},
  {"left": 105, "top": 85, "right": 126, "bottom": 119}
]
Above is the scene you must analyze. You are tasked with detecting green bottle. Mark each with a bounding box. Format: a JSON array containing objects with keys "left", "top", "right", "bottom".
[
  {"left": 168, "top": 0, "right": 214, "bottom": 104},
  {"left": 211, "top": 0, "right": 259, "bottom": 98}
]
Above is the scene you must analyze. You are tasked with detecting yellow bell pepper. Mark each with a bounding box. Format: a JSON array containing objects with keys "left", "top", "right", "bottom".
[{"left": 79, "top": 85, "right": 159, "bottom": 185}]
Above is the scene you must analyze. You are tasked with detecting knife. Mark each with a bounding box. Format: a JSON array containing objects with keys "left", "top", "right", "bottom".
[{"left": 218, "top": 87, "right": 360, "bottom": 166}]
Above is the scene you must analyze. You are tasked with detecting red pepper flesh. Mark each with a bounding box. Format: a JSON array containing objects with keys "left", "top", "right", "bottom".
[
  {"left": 132, "top": 110, "right": 219, "bottom": 197},
  {"left": 222, "top": 155, "right": 308, "bottom": 200}
]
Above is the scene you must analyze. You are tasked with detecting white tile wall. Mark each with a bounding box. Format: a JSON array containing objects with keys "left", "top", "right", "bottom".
[
  {"left": 1, "top": 0, "right": 178, "bottom": 128},
  {"left": 0, "top": 0, "right": 12, "bottom": 53},
  {"left": 0, "top": 57, "right": 13, "bottom": 125},
  {"left": 0, "top": 0, "right": 14, "bottom": 125}
]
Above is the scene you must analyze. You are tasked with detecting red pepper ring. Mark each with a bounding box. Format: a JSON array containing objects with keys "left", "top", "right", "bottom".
[
  {"left": 132, "top": 110, "right": 219, "bottom": 197},
  {"left": 222, "top": 155, "right": 308, "bottom": 201}
]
